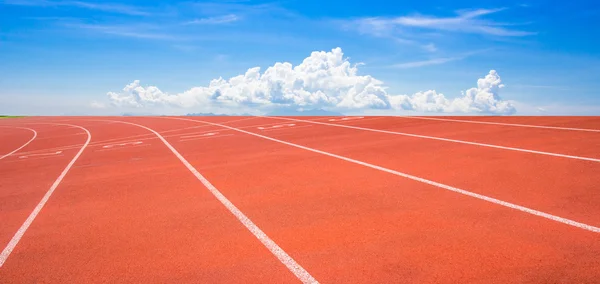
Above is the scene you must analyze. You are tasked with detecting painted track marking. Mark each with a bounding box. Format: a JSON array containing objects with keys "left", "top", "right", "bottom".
[
  {"left": 263, "top": 116, "right": 600, "bottom": 163},
  {"left": 0, "top": 127, "right": 37, "bottom": 161},
  {"left": 102, "top": 141, "right": 143, "bottom": 149},
  {"left": 19, "top": 151, "right": 63, "bottom": 159},
  {"left": 165, "top": 117, "right": 600, "bottom": 234},
  {"left": 180, "top": 134, "right": 234, "bottom": 142},
  {"left": 328, "top": 116, "right": 364, "bottom": 122},
  {"left": 0, "top": 123, "right": 91, "bottom": 267},
  {"left": 98, "top": 119, "right": 318, "bottom": 284},
  {"left": 402, "top": 116, "right": 600, "bottom": 133},
  {"left": 257, "top": 123, "right": 296, "bottom": 130},
  {"left": 180, "top": 132, "right": 219, "bottom": 139},
  {"left": 8, "top": 119, "right": 298, "bottom": 157}
]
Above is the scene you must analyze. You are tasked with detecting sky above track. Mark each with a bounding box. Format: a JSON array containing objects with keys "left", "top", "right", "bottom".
[{"left": 1, "top": 0, "right": 599, "bottom": 116}]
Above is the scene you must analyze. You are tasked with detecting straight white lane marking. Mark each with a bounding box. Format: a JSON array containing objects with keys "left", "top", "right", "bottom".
[
  {"left": 99, "top": 119, "right": 318, "bottom": 284},
  {"left": 257, "top": 123, "right": 296, "bottom": 130},
  {"left": 0, "top": 123, "right": 91, "bottom": 268},
  {"left": 167, "top": 117, "right": 600, "bottom": 234},
  {"left": 0, "top": 127, "right": 37, "bottom": 161},
  {"left": 262, "top": 117, "right": 600, "bottom": 163},
  {"left": 261, "top": 125, "right": 313, "bottom": 132},
  {"left": 19, "top": 151, "right": 63, "bottom": 159},
  {"left": 102, "top": 141, "right": 143, "bottom": 149},
  {"left": 180, "top": 132, "right": 219, "bottom": 139},
  {"left": 179, "top": 134, "right": 234, "bottom": 142},
  {"left": 328, "top": 116, "right": 364, "bottom": 122},
  {"left": 403, "top": 116, "right": 600, "bottom": 133},
  {"left": 96, "top": 144, "right": 150, "bottom": 152}
]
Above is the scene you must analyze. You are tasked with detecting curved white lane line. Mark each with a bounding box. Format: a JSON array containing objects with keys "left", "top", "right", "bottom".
[
  {"left": 97, "top": 119, "right": 318, "bottom": 284},
  {"left": 0, "top": 127, "right": 37, "bottom": 161},
  {"left": 0, "top": 123, "right": 91, "bottom": 267},
  {"left": 166, "top": 117, "right": 600, "bottom": 234},
  {"left": 262, "top": 116, "right": 600, "bottom": 163},
  {"left": 403, "top": 116, "right": 600, "bottom": 133}
]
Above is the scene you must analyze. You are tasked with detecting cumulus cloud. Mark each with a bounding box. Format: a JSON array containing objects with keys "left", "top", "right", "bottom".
[{"left": 106, "top": 47, "right": 516, "bottom": 115}]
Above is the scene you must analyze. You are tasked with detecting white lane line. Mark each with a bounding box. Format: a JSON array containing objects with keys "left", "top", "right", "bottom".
[
  {"left": 96, "top": 143, "right": 150, "bottom": 152},
  {"left": 98, "top": 119, "right": 318, "bottom": 284},
  {"left": 262, "top": 117, "right": 600, "bottom": 163},
  {"left": 6, "top": 119, "right": 294, "bottom": 158},
  {"left": 328, "top": 116, "right": 364, "bottom": 122},
  {"left": 0, "top": 127, "right": 37, "bottom": 161},
  {"left": 402, "top": 116, "right": 600, "bottom": 133},
  {"left": 0, "top": 123, "right": 91, "bottom": 268},
  {"left": 261, "top": 125, "right": 313, "bottom": 132},
  {"left": 167, "top": 117, "right": 600, "bottom": 234},
  {"left": 102, "top": 141, "right": 143, "bottom": 149},
  {"left": 181, "top": 132, "right": 219, "bottom": 139},
  {"left": 179, "top": 134, "right": 234, "bottom": 142},
  {"left": 19, "top": 151, "right": 63, "bottom": 159},
  {"left": 257, "top": 123, "right": 296, "bottom": 130}
]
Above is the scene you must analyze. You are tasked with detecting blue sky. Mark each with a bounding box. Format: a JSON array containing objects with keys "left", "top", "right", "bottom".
[{"left": 1, "top": 0, "right": 599, "bottom": 115}]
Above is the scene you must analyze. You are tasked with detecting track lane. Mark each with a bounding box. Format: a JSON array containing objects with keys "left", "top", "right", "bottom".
[
  {"left": 0, "top": 124, "right": 88, "bottom": 251},
  {"left": 267, "top": 116, "right": 600, "bottom": 160},
  {"left": 0, "top": 127, "right": 37, "bottom": 161},
  {"left": 137, "top": 116, "right": 600, "bottom": 283},
  {"left": 406, "top": 116, "right": 600, "bottom": 131},
  {"left": 211, "top": 116, "right": 600, "bottom": 227},
  {"left": 0, "top": 119, "right": 306, "bottom": 283}
]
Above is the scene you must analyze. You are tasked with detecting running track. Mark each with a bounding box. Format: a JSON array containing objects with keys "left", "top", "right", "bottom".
[{"left": 0, "top": 116, "right": 599, "bottom": 283}]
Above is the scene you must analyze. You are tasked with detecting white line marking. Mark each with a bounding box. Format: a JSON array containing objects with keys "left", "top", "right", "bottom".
[
  {"left": 167, "top": 117, "right": 600, "bottom": 234},
  {"left": 328, "top": 116, "right": 364, "bottom": 122},
  {"left": 257, "top": 123, "right": 295, "bottom": 130},
  {"left": 96, "top": 143, "right": 150, "bottom": 152},
  {"left": 96, "top": 119, "right": 318, "bottom": 284},
  {"left": 0, "top": 127, "right": 37, "bottom": 161},
  {"left": 19, "top": 151, "right": 63, "bottom": 159},
  {"left": 180, "top": 132, "right": 219, "bottom": 139},
  {"left": 0, "top": 123, "right": 91, "bottom": 268},
  {"left": 402, "top": 116, "right": 600, "bottom": 133},
  {"left": 179, "top": 134, "right": 234, "bottom": 142},
  {"left": 261, "top": 125, "right": 313, "bottom": 132},
  {"left": 102, "top": 141, "right": 143, "bottom": 149},
  {"left": 262, "top": 117, "right": 600, "bottom": 163}
]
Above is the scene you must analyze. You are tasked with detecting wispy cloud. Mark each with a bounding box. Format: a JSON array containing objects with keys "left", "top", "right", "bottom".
[
  {"left": 391, "top": 57, "right": 461, "bottom": 69},
  {"left": 63, "top": 22, "right": 181, "bottom": 40},
  {"left": 183, "top": 14, "right": 239, "bottom": 25},
  {"left": 189, "top": 1, "right": 296, "bottom": 18},
  {"left": 389, "top": 49, "right": 493, "bottom": 69},
  {"left": 1, "top": 0, "right": 150, "bottom": 16},
  {"left": 348, "top": 7, "right": 535, "bottom": 48},
  {"left": 392, "top": 8, "right": 535, "bottom": 36}
]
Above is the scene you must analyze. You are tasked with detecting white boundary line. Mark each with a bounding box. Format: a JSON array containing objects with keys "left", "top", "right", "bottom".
[
  {"left": 400, "top": 116, "right": 600, "bottom": 133},
  {"left": 165, "top": 117, "right": 600, "bottom": 234},
  {"left": 7, "top": 118, "right": 290, "bottom": 158},
  {"left": 261, "top": 116, "right": 600, "bottom": 163},
  {"left": 0, "top": 127, "right": 38, "bottom": 161},
  {"left": 180, "top": 134, "right": 234, "bottom": 142},
  {"left": 97, "top": 119, "right": 318, "bottom": 284},
  {"left": 0, "top": 123, "right": 91, "bottom": 267}
]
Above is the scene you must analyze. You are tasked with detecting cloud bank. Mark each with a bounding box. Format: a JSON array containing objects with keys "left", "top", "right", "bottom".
[{"left": 106, "top": 47, "right": 516, "bottom": 115}]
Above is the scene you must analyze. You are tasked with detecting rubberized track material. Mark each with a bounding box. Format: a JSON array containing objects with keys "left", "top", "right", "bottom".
[{"left": 0, "top": 116, "right": 599, "bottom": 283}]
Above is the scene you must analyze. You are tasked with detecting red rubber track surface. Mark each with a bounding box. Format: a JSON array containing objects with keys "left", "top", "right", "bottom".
[
  {"left": 0, "top": 127, "right": 34, "bottom": 157},
  {"left": 0, "top": 116, "right": 599, "bottom": 283}
]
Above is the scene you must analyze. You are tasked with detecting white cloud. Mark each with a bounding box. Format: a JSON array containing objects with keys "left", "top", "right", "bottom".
[
  {"left": 354, "top": 8, "right": 535, "bottom": 38},
  {"left": 105, "top": 47, "right": 516, "bottom": 115},
  {"left": 1, "top": 0, "right": 150, "bottom": 16},
  {"left": 183, "top": 14, "right": 239, "bottom": 25},
  {"left": 391, "top": 57, "right": 460, "bottom": 69},
  {"left": 90, "top": 100, "right": 106, "bottom": 109}
]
